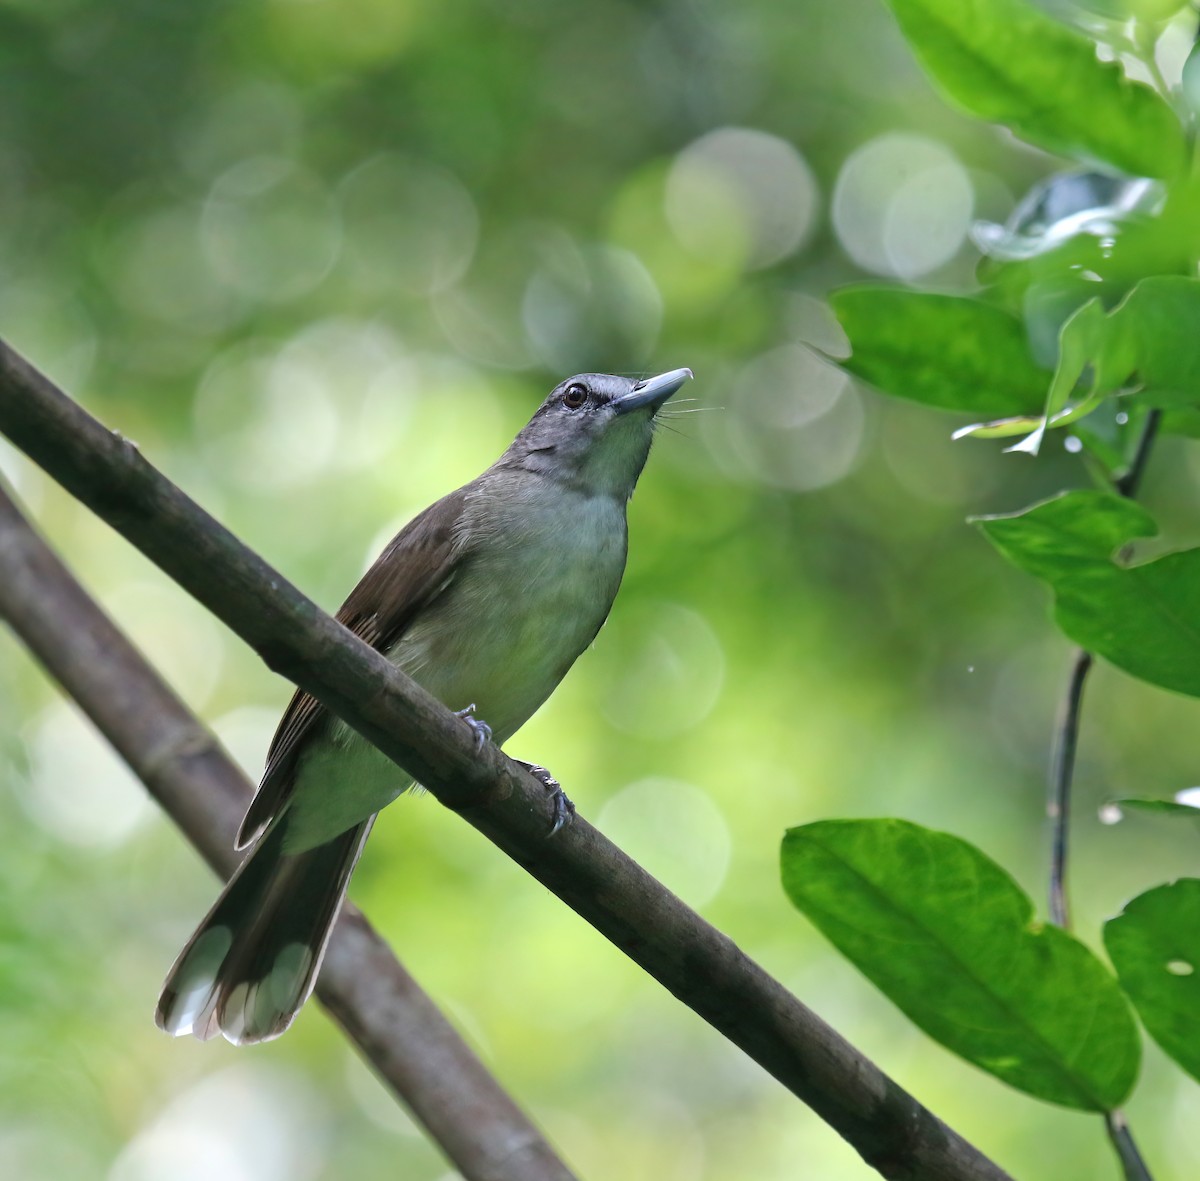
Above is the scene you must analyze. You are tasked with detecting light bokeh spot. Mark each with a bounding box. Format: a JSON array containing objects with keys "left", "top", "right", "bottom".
[
  {"left": 177, "top": 80, "right": 303, "bottom": 180},
  {"left": 193, "top": 318, "right": 414, "bottom": 492},
  {"left": 705, "top": 344, "right": 864, "bottom": 491},
  {"left": 107, "top": 1066, "right": 324, "bottom": 1181},
  {"left": 600, "top": 602, "right": 725, "bottom": 738},
  {"left": 202, "top": 158, "right": 341, "bottom": 301},
  {"left": 833, "top": 133, "right": 973, "bottom": 278},
  {"left": 665, "top": 127, "right": 818, "bottom": 271},
  {"left": 597, "top": 777, "right": 732, "bottom": 908},
  {"left": 105, "top": 580, "right": 226, "bottom": 710},
  {"left": 19, "top": 701, "right": 155, "bottom": 849},
  {"left": 522, "top": 238, "right": 661, "bottom": 371},
  {"left": 110, "top": 203, "right": 240, "bottom": 332},
  {"left": 209, "top": 707, "right": 287, "bottom": 782},
  {"left": 339, "top": 153, "right": 479, "bottom": 295}
]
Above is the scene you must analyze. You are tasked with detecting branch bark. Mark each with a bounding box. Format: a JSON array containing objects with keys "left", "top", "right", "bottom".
[
  {"left": 0, "top": 480, "right": 577, "bottom": 1181},
  {"left": 0, "top": 337, "right": 1015, "bottom": 1181}
]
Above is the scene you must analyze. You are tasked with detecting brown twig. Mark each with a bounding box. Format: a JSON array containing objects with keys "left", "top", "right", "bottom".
[
  {"left": 0, "top": 337, "right": 1014, "bottom": 1181},
  {"left": 0, "top": 481, "right": 578, "bottom": 1181}
]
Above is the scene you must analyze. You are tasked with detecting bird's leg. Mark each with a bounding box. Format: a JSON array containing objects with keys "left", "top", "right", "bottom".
[
  {"left": 515, "top": 761, "right": 575, "bottom": 837},
  {"left": 454, "top": 704, "right": 492, "bottom": 753}
]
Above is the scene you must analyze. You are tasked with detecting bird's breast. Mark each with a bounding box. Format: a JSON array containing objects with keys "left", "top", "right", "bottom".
[{"left": 389, "top": 488, "right": 628, "bottom": 742}]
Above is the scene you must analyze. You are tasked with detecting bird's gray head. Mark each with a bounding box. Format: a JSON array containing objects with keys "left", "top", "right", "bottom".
[{"left": 505, "top": 368, "right": 693, "bottom": 499}]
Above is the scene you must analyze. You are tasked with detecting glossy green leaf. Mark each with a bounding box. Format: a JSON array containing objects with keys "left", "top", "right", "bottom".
[
  {"left": 1162, "top": 407, "right": 1200, "bottom": 437},
  {"left": 978, "top": 491, "right": 1200, "bottom": 697},
  {"left": 781, "top": 819, "right": 1140, "bottom": 1110},
  {"left": 882, "top": 0, "right": 1185, "bottom": 177},
  {"left": 953, "top": 415, "right": 1044, "bottom": 441},
  {"left": 1004, "top": 297, "right": 1135, "bottom": 453},
  {"left": 973, "top": 172, "right": 1164, "bottom": 264},
  {"left": 1115, "top": 276, "right": 1200, "bottom": 406},
  {"left": 1105, "top": 880, "right": 1200, "bottom": 1082},
  {"left": 1184, "top": 39, "right": 1200, "bottom": 121},
  {"left": 1072, "top": 420, "right": 1130, "bottom": 474},
  {"left": 1109, "top": 798, "right": 1200, "bottom": 818},
  {"left": 832, "top": 287, "right": 1048, "bottom": 414},
  {"left": 992, "top": 277, "right": 1200, "bottom": 451},
  {"left": 1076, "top": 0, "right": 1190, "bottom": 18}
]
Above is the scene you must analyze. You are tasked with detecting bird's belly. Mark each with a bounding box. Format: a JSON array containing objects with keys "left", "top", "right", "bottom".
[
  {"left": 395, "top": 537, "right": 623, "bottom": 742},
  {"left": 283, "top": 495, "right": 625, "bottom": 852},
  {"left": 284, "top": 728, "right": 408, "bottom": 852}
]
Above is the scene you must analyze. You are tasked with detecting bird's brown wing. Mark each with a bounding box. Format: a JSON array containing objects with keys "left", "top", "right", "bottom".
[{"left": 234, "top": 488, "right": 472, "bottom": 848}]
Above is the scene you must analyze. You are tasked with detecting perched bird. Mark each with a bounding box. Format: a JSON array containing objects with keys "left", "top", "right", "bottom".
[{"left": 156, "top": 367, "right": 693, "bottom": 1044}]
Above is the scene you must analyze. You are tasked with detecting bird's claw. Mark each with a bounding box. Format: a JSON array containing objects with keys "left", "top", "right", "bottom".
[
  {"left": 455, "top": 704, "right": 492, "bottom": 754},
  {"left": 518, "top": 762, "right": 575, "bottom": 836}
]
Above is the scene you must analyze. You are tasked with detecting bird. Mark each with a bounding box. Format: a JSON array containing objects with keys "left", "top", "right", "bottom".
[{"left": 155, "top": 366, "right": 693, "bottom": 1044}]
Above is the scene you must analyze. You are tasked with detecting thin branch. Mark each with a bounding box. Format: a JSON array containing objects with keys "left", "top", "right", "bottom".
[
  {"left": 1047, "top": 649, "right": 1092, "bottom": 929},
  {"left": 1049, "top": 409, "right": 1163, "bottom": 924},
  {"left": 1047, "top": 407, "right": 1163, "bottom": 1179},
  {"left": 0, "top": 482, "right": 577, "bottom": 1181},
  {"left": 1105, "top": 1111, "right": 1154, "bottom": 1181},
  {"left": 0, "top": 337, "right": 1014, "bottom": 1181},
  {"left": 1113, "top": 409, "right": 1162, "bottom": 499}
]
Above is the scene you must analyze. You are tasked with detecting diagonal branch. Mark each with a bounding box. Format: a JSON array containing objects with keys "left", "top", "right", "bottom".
[
  {"left": 0, "top": 480, "right": 578, "bottom": 1181},
  {"left": 0, "top": 337, "right": 1014, "bottom": 1181}
]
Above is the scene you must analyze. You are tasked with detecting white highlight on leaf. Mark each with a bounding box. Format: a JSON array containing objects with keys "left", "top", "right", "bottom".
[{"left": 1173, "top": 786, "right": 1200, "bottom": 809}]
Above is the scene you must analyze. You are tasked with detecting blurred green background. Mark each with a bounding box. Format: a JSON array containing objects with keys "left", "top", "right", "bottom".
[{"left": 2, "top": 0, "right": 1200, "bottom": 1178}]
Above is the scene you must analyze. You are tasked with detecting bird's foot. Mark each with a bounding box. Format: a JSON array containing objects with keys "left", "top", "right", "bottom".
[
  {"left": 455, "top": 704, "right": 492, "bottom": 754},
  {"left": 516, "top": 761, "right": 575, "bottom": 837}
]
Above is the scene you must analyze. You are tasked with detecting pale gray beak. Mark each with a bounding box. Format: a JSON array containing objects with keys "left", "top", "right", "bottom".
[{"left": 613, "top": 368, "right": 693, "bottom": 415}]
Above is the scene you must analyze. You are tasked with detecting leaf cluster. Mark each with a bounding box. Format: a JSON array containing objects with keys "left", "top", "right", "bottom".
[{"left": 784, "top": 0, "right": 1200, "bottom": 1162}]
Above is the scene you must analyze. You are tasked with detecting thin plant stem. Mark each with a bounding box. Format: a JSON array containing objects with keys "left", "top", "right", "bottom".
[
  {"left": 1048, "top": 649, "right": 1092, "bottom": 929},
  {"left": 1047, "top": 408, "right": 1162, "bottom": 1179},
  {"left": 1114, "top": 409, "right": 1162, "bottom": 499},
  {"left": 1105, "top": 1111, "right": 1154, "bottom": 1181},
  {"left": 1049, "top": 408, "right": 1162, "bottom": 925}
]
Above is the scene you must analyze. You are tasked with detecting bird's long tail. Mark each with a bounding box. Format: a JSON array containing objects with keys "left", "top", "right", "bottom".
[{"left": 155, "top": 815, "right": 374, "bottom": 1045}]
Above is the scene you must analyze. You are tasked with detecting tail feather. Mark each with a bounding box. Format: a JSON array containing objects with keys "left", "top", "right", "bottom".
[{"left": 156, "top": 815, "right": 374, "bottom": 1045}]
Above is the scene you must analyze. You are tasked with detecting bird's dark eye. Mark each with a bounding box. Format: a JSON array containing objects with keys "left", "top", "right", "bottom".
[{"left": 562, "top": 383, "right": 587, "bottom": 409}]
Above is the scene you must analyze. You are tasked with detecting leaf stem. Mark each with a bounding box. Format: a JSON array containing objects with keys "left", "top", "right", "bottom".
[
  {"left": 1050, "top": 407, "right": 1162, "bottom": 926},
  {"left": 1048, "top": 648, "right": 1091, "bottom": 929},
  {"left": 1047, "top": 407, "right": 1162, "bottom": 1179},
  {"left": 1105, "top": 1110, "right": 1154, "bottom": 1181},
  {"left": 1114, "top": 409, "right": 1162, "bottom": 499}
]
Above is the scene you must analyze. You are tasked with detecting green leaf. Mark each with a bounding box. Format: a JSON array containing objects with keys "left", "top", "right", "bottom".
[
  {"left": 1076, "top": 0, "right": 1191, "bottom": 20},
  {"left": 978, "top": 491, "right": 1200, "bottom": 696},
  {"left": 832, "top": 287, "right": 1048, "bottom": 415},
  {"left": 1105, "top": 880, "right": 1200, "bottom": 1082},
  {"left": 973, "top": 172, "right": 1164, "bottom": 264},
  {"left": 1072, "top": 419, "right": 1132, "bottom": 475},
  {"left": 1113, "top": 276, "right": 1200, "bottom": 407},
  {"left": 1184, "top": 38, "right": 1200, "bottom": 122},
  {"left": 1003, "top": 296, "right": 1137, "bottom": 453},
  {"left": 953, "top": 414, "right": 1045, "bottom": 441},
  {"left": 982, "top": 276, "right": 1200, "bottom": 451},
  {"left": 781, "top": 819, "right": 1140, "bottom": 1109},
  {"left": 1161, "top": 407, "right": 1200, "bottom": 437},
  {"left": 1109, "top": 797, "right": 1200, "bottom": 818},
  {"left": 882, "top": 0, "right": 1185, "bottom": 178}
]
